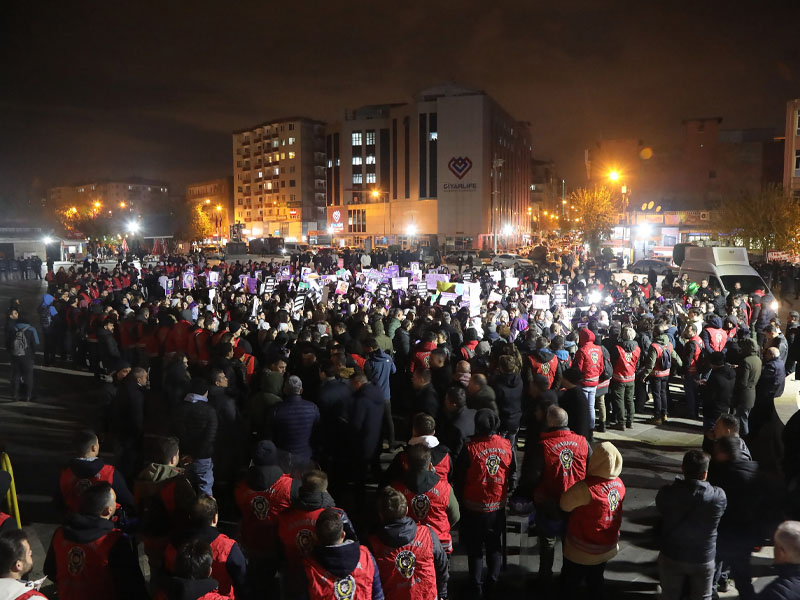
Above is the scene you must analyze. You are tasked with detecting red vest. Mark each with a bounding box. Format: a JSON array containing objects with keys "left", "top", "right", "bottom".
[
  {"left": 566, "top": 476, "right": 625, "bottom": 556},
  {"left": 611, "top": 345, "right": 640, "bottom": 383},
  {"left": 528, "top": 354, "right": 559, "bottom": 388},
  {"left": 461, "top": 435, "right": 513, "bottom": 513},
  {"left": 706, "top": 328, "right": 728, "bottom": 353},
  {"left": 234, "top": 474, "right": 293, "bottom": 556},
  {"left": 59, "top": 464, "right": 115, "bottom": 514},
  {"left": 576, "top": 343, "right": 604, "bottom": 385},
  {"left": 118, "top": 320, "right": 137, "bottom": 349},
  {"left": 397, "top": 451, "right": 451, "bottom": 485},
  {"left": 52, "top": 527, "right": 122, "bottom": 600},
  {"left": 686, "top": 336, "right": 703, "bottom": 373},
  {"left": 304, "top": 544, "right": 375, "bottom": 600},
  {"left": 164, "top": 532, "right": 236, "bottom": 599},
  {"left": 0, "top": 512, "right": 11, "bottom": 528},
  {"left": 278, "top": 507, "right": 328, "bottom": 566},
  {"left": 370, "top": 524, "right": 437, "bottom": 600},
  {"left": 651, "top": 342, "right": 673, "bottom": 378},
  {"left": 392, "top": 476, "right": 453, "bottom": 552},
  {"left": 535, "top": 430, "right": 589, "bottom": 504},
  {"left": 165, "top": 321, "right": 193, "bottom": 355}
]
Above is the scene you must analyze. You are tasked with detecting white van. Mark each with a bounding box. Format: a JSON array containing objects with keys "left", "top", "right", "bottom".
[{"left": 679, "top": 247, "right": 770, "bottom": 296}]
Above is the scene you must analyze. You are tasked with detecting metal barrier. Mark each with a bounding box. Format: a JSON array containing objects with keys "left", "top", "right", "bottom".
[{"left": 0, "top": 453, "right": 21, "bottom": 528}]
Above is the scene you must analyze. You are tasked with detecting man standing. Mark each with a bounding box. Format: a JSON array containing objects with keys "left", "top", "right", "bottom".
[
  {"left": 607, "top": 327, "right": 640, "bottom": 430},
  {"left": 0, "top": 529, "right": 48, "bottom": 599},
  {"left": 454, "top": 409, "right": 515, "bottom": 598},
  {"left": 9, "top": 317, "right": 38, "bottom": 402},
  {"left": 173, "top": 379, "right": 218, "bottom": 496},
  {"left": 757, "top": 521, "right": 800, "bottom": 599},
  {"left": 656, "top": 450, "right": 727, "bottom": 600},
  {"left": 270, "top": 375, "right": 320, "bottom": 467},
  {"left": 572, "top": 328, "right": 604, "bottom": 430},
  {"left": 733, "top": 338, "right": 762, "bottom": 436},
  {"left": 559, "top": 441, "right": 625, "bottom": 599},
  {"left": 363, "top": 337, "right": 397, "bottom": 450},
  {"left": 518, "top": 406, "right": 589, "bottom": 582}
]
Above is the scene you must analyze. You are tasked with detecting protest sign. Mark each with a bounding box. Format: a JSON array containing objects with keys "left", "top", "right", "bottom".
[
  {"left": 505, "top": 277, "right": 518, "bottom": 288},
  {"left": 247, "top": 277, "right": 259, "bottom": 295},
  {"left": 531, "top": 294, "right": 550, "bottom": 310},
  {"left": 263, "top": 277, "right": 276, "bottom": 294},
  {"left": 489, "top": 271, "right": 501, "bottom": 282},
  {"left": 335, "top": 281, "right": 349, "bottom": 295},
  {"left": 208, "top": 271, "right": 219, "bottom": 287},
  {"left": 391, "top": 276, "right": 409, "bottom": 290},
  {"left": 553, "top": 283, "right": 568, "bottom": 305},
  {"left": 439, "top": 292, "right": 458, "bottom": 305}
]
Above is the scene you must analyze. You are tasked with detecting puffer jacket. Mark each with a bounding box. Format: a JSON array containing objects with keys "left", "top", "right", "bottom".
[{"left": 734, "top": 338, "right": 761, "bottom": 410}]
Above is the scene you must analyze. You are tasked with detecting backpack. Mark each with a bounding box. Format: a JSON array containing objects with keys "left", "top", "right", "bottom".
[
  {"left": 12, "top": 327, "right": 28, "bottom": 357},
  {"left": 653, "top": 343, "right": 672, "bottom": 372}
]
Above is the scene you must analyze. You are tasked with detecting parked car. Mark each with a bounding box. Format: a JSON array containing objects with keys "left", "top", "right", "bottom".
[
  {"left": 630, "top": 258, "right": 673, "bottom": 275},
  {"left": 491, "top": 253, "right": 534, "bottom": 268}
]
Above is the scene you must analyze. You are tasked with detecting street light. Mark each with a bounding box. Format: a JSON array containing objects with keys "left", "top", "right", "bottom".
[
  {"left": 608, "top": 170, "right": 620, "bottom": 182},
  {"left": 127, "top": 221, "right": 139, "bottom": 234},
  {"left": 43, "top": 236, "right": 52, "bottom": 245},
  {"left": 406, "top": 224, "right": 417, "bottom": 236},
  {"left": 371, "top": 189, "right": 381, "bottom": 200},
  {"left": 215, "top": 205, "right": 222, "bottom": 212}
]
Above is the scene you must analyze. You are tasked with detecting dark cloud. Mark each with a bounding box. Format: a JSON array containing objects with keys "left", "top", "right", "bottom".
[{"left": 2, "top": 0, "right": 799, "bottom": 205}]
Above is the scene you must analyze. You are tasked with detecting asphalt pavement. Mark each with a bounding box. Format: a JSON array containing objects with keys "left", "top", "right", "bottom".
[{"left": 0, "top": 276, "right": 798, "bottom": 598}]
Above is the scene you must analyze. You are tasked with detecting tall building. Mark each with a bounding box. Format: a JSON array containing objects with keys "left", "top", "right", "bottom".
[
  {"left": 47, "top": 177, "right": 169, "bottom": 217},
  {"left": 232, "top": 118, "right": 326, "bottom": 241},
  {"left": 326, "top": 84, "right": 532, "bottom": 250},
  {"left": 784, "top": 98, "right": 800, "bottom": 198},
  {"left": 186, "top": 177, "right": 234, "bottom": 241}
]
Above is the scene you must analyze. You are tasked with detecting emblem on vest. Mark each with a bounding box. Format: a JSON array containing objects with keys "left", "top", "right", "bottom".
[
  {"left": 624, "top": 352, "right": 633, "bottom": 363},
  {"left": 75, "top": 478, "right": 93, "bottom": 497},
  {"left": 251, "top": 495, "right": 269, "bottom": 520},
  {"left": 590, "top": 351, "right": 599, "bottom": 364},
  {"left": 411, "top": 494, "right": 431, "bottom": 519},
  {"left": 559, "top": 448, "right": 574, "bottom": 471},
  {"left": 540, "top": 362, "right": 551, "bottom": 375},
  {"left": 395, "top": 549, "right": 416, "bottom": 578},
  {"left": 608, "top": 488, "right": 621, "bottom": 512},
  {"left": 67, "top": 546, "right": 86, "bottom": 575},
  {"left": 334, "top": 575, "right": 356, "bottom": 600},
  {"left": 714, "top": 333, "right": 722, "bottom": 345},
  {"left": 295, "top": 528, "right": 315, "bottom": 555},
  {"left": 485, "top": 454, "right": 501, "bottom": 476}
]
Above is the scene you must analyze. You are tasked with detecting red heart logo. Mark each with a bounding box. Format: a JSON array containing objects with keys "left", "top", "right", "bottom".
[
  {"left": 333, "top": 210, "right": 341, "bottom": 223},
  {"left": 448, "top": 156, "right": 473, "bottom": 179}
]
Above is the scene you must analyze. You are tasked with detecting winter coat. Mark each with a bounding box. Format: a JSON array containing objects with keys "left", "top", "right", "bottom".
[
  {"left": 364, "top": 349, "right": 396, "bottom": 401},
  {"left": 757, "top": 564, "right": 800, "bottom": 600},
  {"left": 349, "top": 382, "right": 385, "bottom": 462},
  {"left": 492, "top": 372, "right": 524, "bottom": 433},
  {"left": 708, "top": 455, "right": 763, "bottom": 542},
  {"left": 271, "top": 395, "right": 320, "bottom": 462},
  {"left": 734, "top": 338, "right": 762, "bottom": 410},
  {"left": 411, "top": 384, "right": 440, "bottom": 420},
  {"left": 558, "top": 386, "right": 592, "bottom": 441},
  {"left": 440, "top": 407, "right": 476, "bottom": 460},
  {"left": 308, "top": 541, "right": 384, "bottom": 600},
  {"left": 701, "top": 363, "right": 736, "bottom": 425},
  {"left": 172, "top": 394, "right": 218, "bottom": 460},
  {"left": 656, "top": 478, "right": 727, "bottom": 564}
]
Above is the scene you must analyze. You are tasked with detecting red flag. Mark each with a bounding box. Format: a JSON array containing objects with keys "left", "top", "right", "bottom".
[
  {"left": 121, "top": 238, "right": 129, "bottom": 254},
  {"left": 152, "top": 239, "right": 162, "bottom": 255}
]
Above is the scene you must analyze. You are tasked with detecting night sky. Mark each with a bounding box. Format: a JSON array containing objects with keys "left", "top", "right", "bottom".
[{"left": 3, "top": 1, "right": 799, "bottom": 209}]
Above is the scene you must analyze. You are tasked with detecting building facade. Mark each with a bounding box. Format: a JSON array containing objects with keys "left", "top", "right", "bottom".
[
  {"left": 186, "top": 177, "right": 234, "bottom": 241},
  {"left": 784, "top": 98, "right": 800, "bottom": 198},
  {"left": 232, "top": 117, "right": 326, "bottom": 241},
  {"left": 47, "top": 177, "right": 169, "bottom": 218},
  {"left": 325, "top": 85, "right": 532, "bottom": 250}
]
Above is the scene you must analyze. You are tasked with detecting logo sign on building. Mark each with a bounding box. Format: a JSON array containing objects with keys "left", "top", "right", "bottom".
[
  {"left": 443, "top": 156, "right": 478, "bottom": 192},
  {"left": 328, "top": 207, "right": 344, "bottom": 232},
  {"left": 289, "top": 209, "right": 297, "bottom": 217},
  {"left": 448, "top": 156, "right": 473, "bottom": 179}
]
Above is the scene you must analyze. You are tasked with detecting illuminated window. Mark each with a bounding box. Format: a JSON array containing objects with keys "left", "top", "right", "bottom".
[
  {"left": 366, "top": 173, "right": 376, "bottom": 183},
  {"left": 352, "top": 132, "right": 362, "bottom": 145},
  {"left": 288, "top": 137, "right": 296, "bottom": 145},
  {"left": 352, "top": 156, "right": 362, "bottom": 165},
  {"left": 258, "top": 171, "right": 263, "bottom": 178},
  {"left": 365, "top": 155, "right": 376, "bottom": 165},
  {"left": 267, "top": 182, "right": 273, "bottom": 190},
  {"left": 274, "top": 167, "right": 279, "bottom": 175},
  {"left": 429, "top": 132, "right": 438, "bottom": 141},
  {"left": 352, "top": 173, "right": 363, "bottom": 184},
  {"left": 280, "top": 153, "right": 286, "bottom": 160},
  {"left": 327, "top": 159, "right": 332, "bottom": 167},
  {"left": 365, "top": 130, "right": 375, "bottom": 145},
  {"left": 272, "top": 140, "right": 279, "bottom": 148},
  {"left": 288, "top": 152, "right": 296, "bottom": 159}
]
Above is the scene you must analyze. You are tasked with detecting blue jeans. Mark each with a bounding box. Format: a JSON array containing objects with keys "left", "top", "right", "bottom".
[
  {"left": 188, "top": 458, "right": 214, "bottom": 496},
  {"left": 582, "top": 386, "right": 597, "bottom": 429},
  {"left": 659, "top": 554, "right": 715, "bottom": 600}
]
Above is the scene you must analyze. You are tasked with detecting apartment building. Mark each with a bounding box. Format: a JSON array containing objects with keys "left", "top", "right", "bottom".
[
  {"left": 232, "top": 117, "right": 326, "bottom": 240},
  {"left": 784, "top": 98, "right": 800, "bottom": 198},
  {"left": 186, "top": 176, "right": 234, "bottom": 241},
  {"left": 47, "top": 177, "right": 169, "bottom": 217}
]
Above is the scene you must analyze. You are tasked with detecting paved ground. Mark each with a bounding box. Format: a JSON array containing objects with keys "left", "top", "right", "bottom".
[{"left": 1, "top": 276, "right": 798, "bottom": 598}]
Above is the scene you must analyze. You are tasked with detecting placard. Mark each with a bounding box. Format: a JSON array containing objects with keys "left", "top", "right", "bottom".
[
  {"left": 505, "top": 277, "right": 518, "bottom": 288},
  {"left": 553, "top": 283, "right": 568, "bottom": 305},
  {"left": 263, "top": 276, "right": 276, "bottom": 294},
  {"left": 488, "top": 290, "right": 502, "bottom": 303},
  {"left": 247, "top": 277, "right": 259, "bottom": 294},
  {"left": 292, "top": 293, "right": 306, "bottom": 315},
  {"left": 182, "top": 272, "right": 195, "bottom": 289},
  {"left": 439, "top": 292, "right": 458, "bottom": 305},
  {"left": 531, "top": 294, "right": 550, "bottom": 310},
  {"left": 489, "top": 270, "right": 501, "bottom": 282},
  {"left": 208, "top": 271, "right": 220, "bottom": 287},
  {"left": 336, "top": 268, "right": 348, "bottom": 280},
  {"left": 392, "top": 276, "right": 409, "bottom": 290},
  {"left": 278, "top": 266, "right": 291, "bottom": 281},
  {"left": 335, "top": 281, "right": 350, "bottom": 295},
  {"left": 503, "top": 268, "right": 515, "bottom": 279},
  {"left": 462, "top": 270, "right": 472, "bottom": 281}
]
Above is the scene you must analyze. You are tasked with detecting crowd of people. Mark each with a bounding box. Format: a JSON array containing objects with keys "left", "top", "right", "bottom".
[{"left": 0, "top": 247, "right": 800, "bottom": 600}]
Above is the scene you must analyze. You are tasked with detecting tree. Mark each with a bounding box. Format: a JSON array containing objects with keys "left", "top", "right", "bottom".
[
  {"left": 716, "top": 184, "right": 800, "bottom": 255},
  {"left": 569, "top": 186, "right": 618, "bottom": 254},
  {"left": 176, "top": 204, "right": 213, "bottom": 241}
]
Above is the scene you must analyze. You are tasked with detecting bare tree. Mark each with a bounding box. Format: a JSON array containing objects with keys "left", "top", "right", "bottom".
[{"left": 570, "top": 186, "right": 618, "bottom": 254}]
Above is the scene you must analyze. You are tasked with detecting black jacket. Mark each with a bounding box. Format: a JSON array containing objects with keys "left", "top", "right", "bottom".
[
  {"left": 349, "top": 382, "right": 385, "bottom": 462},
  {"left": 172, "top": 394, "right": 218, "bottom": 459},
  {"left": 655, "top": 478, "right": 727, "bottom": 564},
  {"left": 701, "top": 364, "right": 736, "bottom": 424},
  {"left": 370, "top": 517, "right": 449, "bottom": 597},
  {"left": 757, "top": 564, "right": 800, "bottom": 600},
  {"left": 157, "top": 576, "right": 221, "bottom": 600},
  {"left": 708, "top": 456, "right": 762, "bottom": 541},
  {"left": 492, "top": 372, "right": 524, "bottom": 433},
  {"left": 412, "top": 384, "right": 440, "bottom": 420},
  {"left": 558, "top": 387, "right": 592, "bottom": 441},
  {"left": 111, "top": 378, "right": 146, "bottom": 441},
  {"left": 440, "top": 408, "right": 476, "bottom": 461}
]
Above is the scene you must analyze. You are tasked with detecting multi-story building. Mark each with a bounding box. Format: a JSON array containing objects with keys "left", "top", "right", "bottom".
[
  {"left": 186, "top": 177, "right": 234, "bottom": 241},
  {"left": 784, "top": 98, "right": 800, "bottom": 198},
  {"left": 232, "top": 118, "right": 326, "bottom": 241},
  {"left": 47, "top": 177, "right": 169, "bottom": 218},
  {"left": 326, "top": 84, "right": 532, "bottom": 250}
]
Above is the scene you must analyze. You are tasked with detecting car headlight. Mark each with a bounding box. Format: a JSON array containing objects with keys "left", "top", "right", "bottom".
[{"left": 770, "top": 300, "right": 779, "bottom": 312}]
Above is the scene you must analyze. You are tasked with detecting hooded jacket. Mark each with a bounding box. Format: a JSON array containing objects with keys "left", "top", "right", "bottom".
[
  {"left": 56, "top": 457, "right": 135, "bottom": 514},
  {"left": 306, "top": 541, "right": 384, "bottom": 600},
  {"left": 173, "top": 394, "right": 218, "bottom": 459},
  {"left": 734, "top": 338, "right": 762, "bottom": 410},
  {"left": 573, "top": 329, "right": 604, "bottom": 386},
  {"left": 369, "top": 517, "right": 449, "bottom": 598},
  {"left": 492, "top": 372, "right": 524, "bottom": 432},
  {"left": 560, "top": 442, "right": 624, "bottom": 565},
  {"left": 134, "top": 462, "right": 196, "bottom": 535},
  {"left": 639, "top": 333, "right": 682, "bottom": 379},
  {"left": 364, "top": 349, "right": 396, "bottom": 401},
  {"left": 702, "top": 362, "right": 736, "bottom": 423}
]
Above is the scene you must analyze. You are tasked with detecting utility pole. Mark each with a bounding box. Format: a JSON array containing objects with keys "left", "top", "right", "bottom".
[{"left": 492, "top": 157, "right": 504, "bottom": 255}]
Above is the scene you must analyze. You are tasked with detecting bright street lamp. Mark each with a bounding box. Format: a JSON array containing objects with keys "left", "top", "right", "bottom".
[
  {"left": 608, "top": 170, "right": 620, "bottom": 182},
  {"left": 127, "top": 221, "right": 140, "bottom": 234},
  {"left": 502, "top": 224, "right": 513, "bottom": 236},
  {"left": 43, "top": 236, "right": 52, "bottom": 245},
  {"left": 406, "top": 224, "right": 417, "bottom": 236},
  {"left": 371, "top": 189, "right": 381, "bottom": 199},
  {"left": 215, "top": 205, "right": 222, "bottom": 212}
]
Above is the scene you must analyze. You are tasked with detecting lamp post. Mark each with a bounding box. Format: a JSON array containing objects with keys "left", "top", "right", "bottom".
[{"left": 492, "top": 157, "right": 504, "bottom": 255}]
